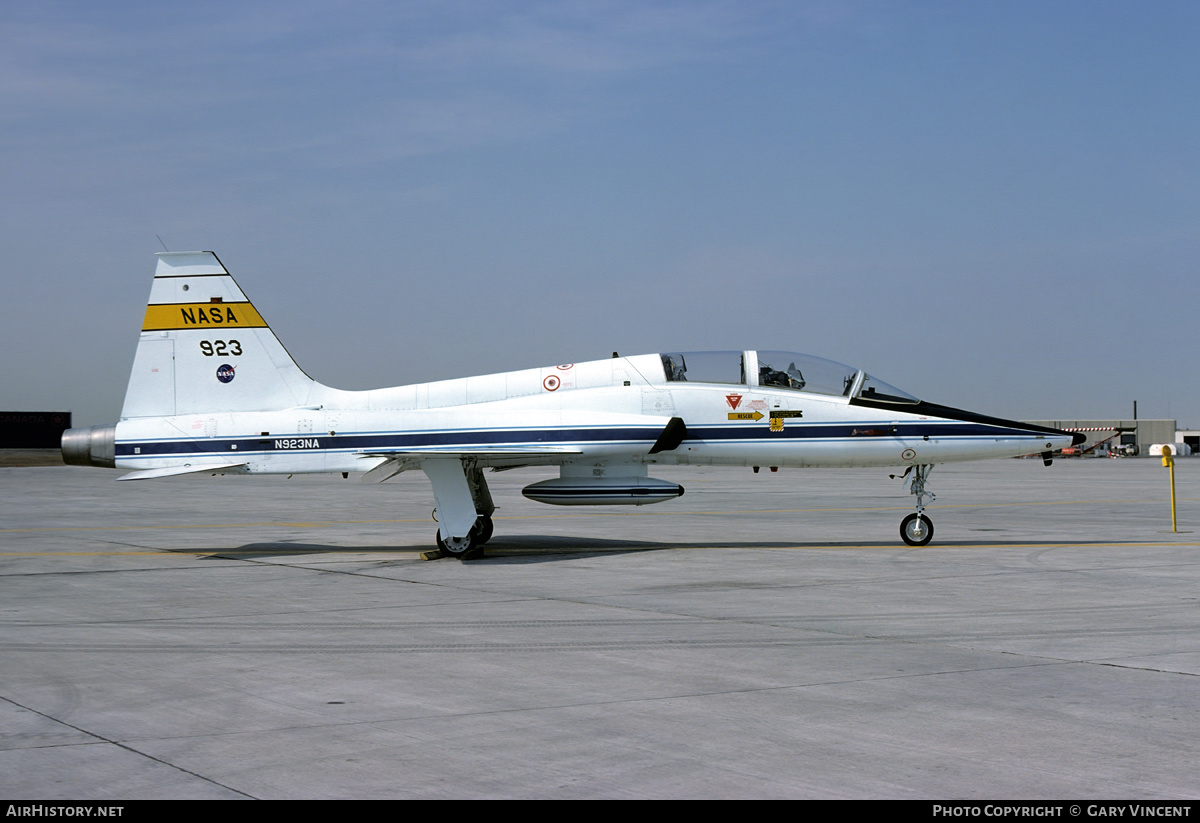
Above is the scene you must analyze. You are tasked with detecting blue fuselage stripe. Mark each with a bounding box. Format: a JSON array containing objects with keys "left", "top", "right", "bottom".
[{"left": 114, "top": 421, "right": 1048, "bottom": 458}]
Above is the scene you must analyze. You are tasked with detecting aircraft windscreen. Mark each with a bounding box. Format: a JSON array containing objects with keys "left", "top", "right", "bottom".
[
  {"left": 857, "top": 374, "right": 919, "bottom": 404},
  {"left": 755, "top": 351, "right": 920, "bottom": 403}
]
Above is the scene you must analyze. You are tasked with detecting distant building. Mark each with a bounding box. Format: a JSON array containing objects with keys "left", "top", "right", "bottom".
[
  {"left": 1026, "top": 419, "right": 1177, "bottom": 457},
  {"left": 1177, "top": 430, "right": 1200, "bottom": 456}
]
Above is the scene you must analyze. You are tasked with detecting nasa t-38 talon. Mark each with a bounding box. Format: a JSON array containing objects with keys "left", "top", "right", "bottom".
[{"left": 62, "top": 251, "right": 1084, "bottom": 558}]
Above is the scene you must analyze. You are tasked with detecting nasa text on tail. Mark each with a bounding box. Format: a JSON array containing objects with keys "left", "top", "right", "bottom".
[{"left": 62, "top": 252, "right": 1082, "bottom": 559}]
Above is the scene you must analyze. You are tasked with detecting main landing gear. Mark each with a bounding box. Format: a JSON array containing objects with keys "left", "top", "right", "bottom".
[
  {"left": 894, "top": 464, "right": 935, "bottom": 546},
  {"left": 423, "top": 458, "right": 496, "bottom": 561}
]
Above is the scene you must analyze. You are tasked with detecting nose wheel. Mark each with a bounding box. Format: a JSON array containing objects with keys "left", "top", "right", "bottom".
[{"left": 900, "top": 512, "right": 934, "bottom": 546}]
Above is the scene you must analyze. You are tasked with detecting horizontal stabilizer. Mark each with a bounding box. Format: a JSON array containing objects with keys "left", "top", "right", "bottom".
[{"left": 117, "top": 463, "right": 248, "bottom": 481}]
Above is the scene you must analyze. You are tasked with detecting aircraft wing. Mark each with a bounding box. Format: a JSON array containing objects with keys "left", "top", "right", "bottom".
[
  {"left": 357, "top": 445, "right": 585, "bottom": 483},
  {"left": 118, "top": 462, "right": 249, "bottom": 481},
  {"left": 356, "top": 414, "right": 686, "bottom": 483}
]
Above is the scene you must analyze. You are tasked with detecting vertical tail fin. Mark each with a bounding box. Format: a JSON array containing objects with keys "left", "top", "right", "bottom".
[{"left": 121, "top": 252, "right": 319, "bottom": 419}]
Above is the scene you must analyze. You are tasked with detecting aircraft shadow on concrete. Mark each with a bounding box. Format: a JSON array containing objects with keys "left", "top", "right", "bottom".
[
  {"left": 210, "top": 536, "right": 667, "bottom": 563},
  {"left": 197, "top": 535, "right": 1111, "bottom": 565}
]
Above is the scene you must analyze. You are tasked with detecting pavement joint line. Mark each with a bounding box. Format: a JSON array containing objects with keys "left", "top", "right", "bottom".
[{"left": 0, "top": 692, "right": 256, "bottom": 799}]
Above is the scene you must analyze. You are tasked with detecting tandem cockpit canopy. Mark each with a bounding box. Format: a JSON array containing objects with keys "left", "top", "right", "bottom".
[{"left": 659, "top": 350, "right": 919, "bottom": 404}]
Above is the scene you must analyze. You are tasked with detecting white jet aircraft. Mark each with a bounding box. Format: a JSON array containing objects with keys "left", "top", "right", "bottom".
[{"left": 62, "top": 252, "right": 1083, "bottom": 558}]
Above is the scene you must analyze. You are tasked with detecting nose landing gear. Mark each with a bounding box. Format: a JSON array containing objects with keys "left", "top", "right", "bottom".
[{"left": 894, "top": 464, "right": 935, "bottom": 546}]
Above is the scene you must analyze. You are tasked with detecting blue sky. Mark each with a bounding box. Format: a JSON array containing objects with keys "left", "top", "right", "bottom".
[{"left": 4, "top": 1, "right": 1198, "bottom": 426}]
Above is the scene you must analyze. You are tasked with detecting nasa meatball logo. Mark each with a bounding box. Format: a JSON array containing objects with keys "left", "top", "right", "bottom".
[{"left": 216, "top": 364, "right": 236, "bottom": 383}]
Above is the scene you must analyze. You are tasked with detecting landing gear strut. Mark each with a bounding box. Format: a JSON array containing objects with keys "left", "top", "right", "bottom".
[{"left": 897, "top": 464, "right": 935, "bottom": 546}]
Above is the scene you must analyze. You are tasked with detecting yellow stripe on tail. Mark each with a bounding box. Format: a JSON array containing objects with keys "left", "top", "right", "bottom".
[{"left": 142, "top": 302, "right": 267, "bottom": 331}]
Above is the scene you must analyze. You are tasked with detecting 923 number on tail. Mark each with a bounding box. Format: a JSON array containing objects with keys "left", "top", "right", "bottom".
[{"left": 199, "top": 340, "right": 242, "bottom": 357}]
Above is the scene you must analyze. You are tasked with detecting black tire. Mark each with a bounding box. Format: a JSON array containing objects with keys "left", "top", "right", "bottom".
[
  {"left": 474, "top": 515, "right": 494, "bottom": 545},
  {"left": 900, "top": 513, "right": 934, "bottom": 546}
]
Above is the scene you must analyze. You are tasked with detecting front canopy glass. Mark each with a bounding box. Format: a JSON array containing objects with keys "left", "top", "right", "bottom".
[{"left": 756, "top": 351, "right": 857, "bottom": 397}]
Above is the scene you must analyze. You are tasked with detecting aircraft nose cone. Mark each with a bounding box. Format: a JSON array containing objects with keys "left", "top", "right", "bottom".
[{"left": 1072, "top": 431, "right": 1087, "bottom": 446}]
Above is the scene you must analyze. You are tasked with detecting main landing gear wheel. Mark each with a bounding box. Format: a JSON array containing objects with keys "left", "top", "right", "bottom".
[
  {"left": 436, "top": 530, "right": 482, "bottom": 560},
  {"left": 474, "top": 515, "right": 494, "bottom": 545},
  {"left": 900, "top": 513, "right": 934, "bottom": 546}
]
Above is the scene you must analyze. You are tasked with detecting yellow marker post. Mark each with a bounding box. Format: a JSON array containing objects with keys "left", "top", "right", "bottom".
[{"left": 1162, "top": 445, "right": 1177, "bottom": 532}]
